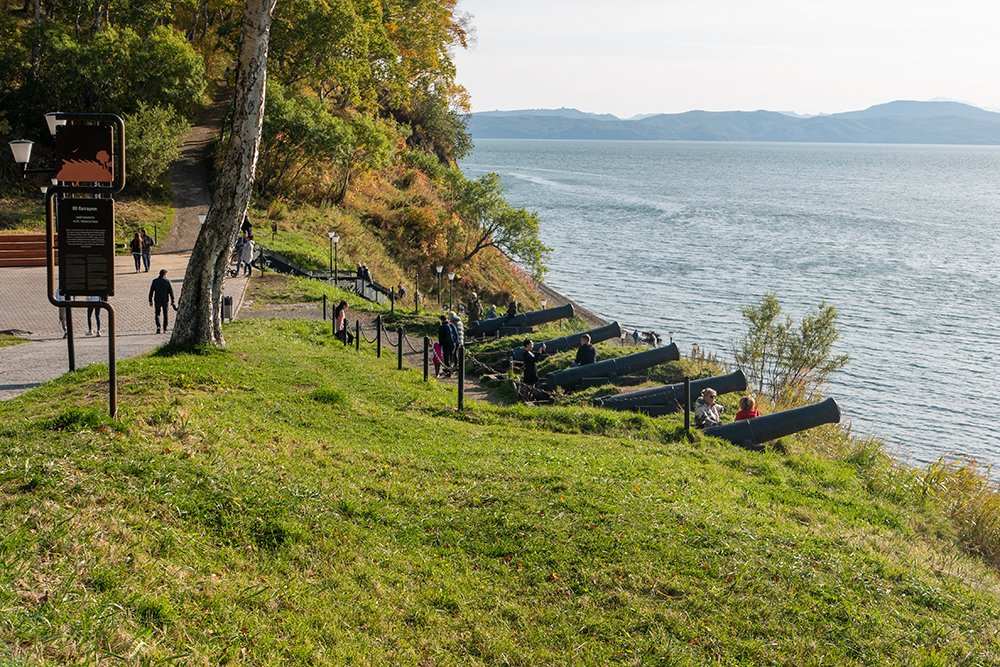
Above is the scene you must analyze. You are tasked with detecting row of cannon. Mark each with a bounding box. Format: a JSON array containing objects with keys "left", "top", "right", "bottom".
[{"left": 480, "top": 304, "right": 842, "bottom": 451}]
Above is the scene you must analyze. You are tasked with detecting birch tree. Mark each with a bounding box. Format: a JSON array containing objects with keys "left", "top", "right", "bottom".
[{"left": 170, "top": 0, "right": 277, "bottom": 347}]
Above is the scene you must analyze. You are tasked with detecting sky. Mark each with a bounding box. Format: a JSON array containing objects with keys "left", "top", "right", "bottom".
[{"left": 451, "top": 0, "right": 1000, "bottom": 119}]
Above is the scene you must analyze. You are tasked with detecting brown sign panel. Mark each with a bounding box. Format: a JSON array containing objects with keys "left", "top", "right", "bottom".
[
  {"left": 58, "top": 198, "right": 115, "bottom": 297},
  {"left": 55, "top": 125, "right": 114, "bottom": 183}
]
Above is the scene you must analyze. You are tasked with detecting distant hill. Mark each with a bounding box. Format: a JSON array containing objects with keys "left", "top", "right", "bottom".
[{"left": 467, "top": 101, "right": 1000, "bottom": 144}]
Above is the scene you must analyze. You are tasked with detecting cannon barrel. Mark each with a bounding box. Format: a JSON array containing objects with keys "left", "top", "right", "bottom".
[
  {"left": 594, "top": 370, "right": 747, "bottom": 413},
  {"left": 545, "top": 343, "right": 680, "bottom": 391},
  {"left": 509, "top": 322, "right": 623, "bottom": 361},
  {"left": 470, "top": 303, "right": 575, "bottom": 337},
  {"left": 703, "top": 397, "right": 841, "bottom": 451}
]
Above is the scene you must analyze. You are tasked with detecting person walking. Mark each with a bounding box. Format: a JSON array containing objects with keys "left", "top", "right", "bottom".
[
  {"left": 148, "top": 269, "right": 176, "bottom": 334},
  {"left": 129, "top": 232, "right": 142, "bottom": 272},
  {"left": 140, "top": 228, "right": 154, "bottom": 272}
]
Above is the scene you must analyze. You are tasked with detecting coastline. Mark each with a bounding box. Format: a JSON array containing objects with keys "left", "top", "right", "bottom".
[{"left": 532, "top": 279, "right": 610, "bottom": 329}]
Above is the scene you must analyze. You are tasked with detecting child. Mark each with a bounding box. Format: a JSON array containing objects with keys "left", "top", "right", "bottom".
[
  {"left": 735, "top": 395, "right": 760, "bottom": 421},
  {"left": 433, "top": 342, "right": 443, "bottom": 377}
]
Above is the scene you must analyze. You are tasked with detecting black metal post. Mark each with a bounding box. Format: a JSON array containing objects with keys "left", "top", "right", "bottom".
[
  {"left": 334, "top": 241, "right": 338, "bottom": 288},
  {"left": 323, "top": 294, "right": 327, "bottom": 321},
  {"left": 436, "top": 270, "right": 442, "bottom": 307},
  {"left": 66, "top": 307, "right": 75, "bottom": 371},
  {"left": 355, "top": 320, "right": 360, "bottom": 351},
  {"left": 397, "top": 327, "right": 404, "bottom": 370},
  {"left": 684, "top": 376, "right": 691, "bottom": 433},
  {"left": 449, "top": 278, "right": 454, "bottom": 311},
  {"left": 415, "top": 272, "right": 419, "bottom": 313},
  {"left": 376, "top": 315, "right": 382, "bottom": 358},
  {"left": 458, "top": 345, "right": 465, "bottom": 410},
  {"left": 423, "top": 336, "right": 430, "bottom": 382},
  {"left": 328, "top": 237, "right": 333, "bottom": 279}
]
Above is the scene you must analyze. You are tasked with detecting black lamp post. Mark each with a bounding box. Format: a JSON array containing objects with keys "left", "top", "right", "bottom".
[
  {"left": 436, "top": 265, "right": 443, "bottom": 308},
  {"left": 328, "top": 231, "right": 340, "bottom": 284},
  {"left": 448, "top": 271, "right": 455, "bottom": 311}
]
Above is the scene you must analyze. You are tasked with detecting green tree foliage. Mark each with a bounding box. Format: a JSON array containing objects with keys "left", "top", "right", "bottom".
[
  {"left": 732, "top": 291, "right": 850, "bottom": 405},
  {"left": 122, "top": 102, "right": 190, "bottom": 197},
  {"left": 38, "top": 26, "right": 205, "bottom": 119},
  {"left": 255, "top": 81, "right": 396, "bottom": 203},
  {"left": 447, "top": 170, "right": 550, "bottom": 280}
]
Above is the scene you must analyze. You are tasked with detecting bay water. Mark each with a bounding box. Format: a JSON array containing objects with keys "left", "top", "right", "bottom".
[{"left": 461, "top": 139, "right": 1000, "bottom": 472}]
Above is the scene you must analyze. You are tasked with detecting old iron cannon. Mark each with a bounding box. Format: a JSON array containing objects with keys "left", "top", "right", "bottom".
[
  {"left": 469, "top": 303, "right": 574, "bottom": 338},
  {"left": 593, "top": 369, "right": 747, "bottom": 416},
  {"left": 509, "top": 321, "right": 623, "bottom": 362},
  {"left": 545, "top": 342, "right": 680, "bottom": 391},
  {"left": 703, "top": 397, "right": 842, "bottom": 451}
]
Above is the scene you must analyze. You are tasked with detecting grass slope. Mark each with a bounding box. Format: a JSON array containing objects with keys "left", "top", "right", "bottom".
[{"left": 1, "top": 320, "right": 998, "bottom": 666}]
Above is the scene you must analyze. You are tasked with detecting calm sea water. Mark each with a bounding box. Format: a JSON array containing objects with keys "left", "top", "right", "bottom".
[{"left": 461, "top": 139, "right": 1000, "bottom": 472}]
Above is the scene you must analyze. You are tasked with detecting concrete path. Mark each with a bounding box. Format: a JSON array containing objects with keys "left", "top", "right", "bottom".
[{"left": 0, "top": 254, "right": 249, "bottom": 401}]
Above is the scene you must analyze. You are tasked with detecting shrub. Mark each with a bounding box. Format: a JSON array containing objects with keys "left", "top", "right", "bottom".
[
  {"left": 731, "top": 291, "right": 850, "bottom": 406},
  {"left": 123, "top": 103, "right": 189, "bottom": 197}
]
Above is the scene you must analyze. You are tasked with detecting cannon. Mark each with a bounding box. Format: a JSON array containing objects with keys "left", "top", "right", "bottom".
[
  {"left": 509, "top": 321, "right": 623, "bottom": 362},
  {"left": 703, "top": 397, "right": 842, "bottom": 452},
  {"left": 545, "top": 342, "right": 680, "bottom": 391},
  {"left": 469, "top": 303, "right": 574, "bottom": 338},
  {"left": 593, "top": 369, "right": 748, "bottom": 416}
]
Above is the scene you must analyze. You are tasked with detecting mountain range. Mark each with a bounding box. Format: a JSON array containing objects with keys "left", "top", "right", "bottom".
[{"left": 467, "top": 101, "right": 1000, "bottom": 144}]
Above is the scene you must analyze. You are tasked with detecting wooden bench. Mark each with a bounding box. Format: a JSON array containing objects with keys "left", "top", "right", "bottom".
[{"left": 0, "top": 234, "right": 59, "bottom": 267}]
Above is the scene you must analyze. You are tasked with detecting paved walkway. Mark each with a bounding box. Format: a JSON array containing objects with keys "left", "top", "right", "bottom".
[{"left": 0, "top": 254, "right": 249, "bottom": 400}]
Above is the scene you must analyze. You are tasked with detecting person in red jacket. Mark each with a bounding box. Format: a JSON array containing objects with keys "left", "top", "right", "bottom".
[{"left": 734, "top": 395, "right": 760, "bottom": 421}]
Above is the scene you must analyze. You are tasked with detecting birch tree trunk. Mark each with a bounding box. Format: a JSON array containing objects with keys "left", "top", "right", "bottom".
[{"left": 170, "top": 0, "right": 277, "bottom": 347}]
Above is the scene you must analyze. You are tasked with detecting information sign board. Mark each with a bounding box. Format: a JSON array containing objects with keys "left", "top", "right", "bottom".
[{"left": 58, "top": 198, "right": 115, "bottom": 297}]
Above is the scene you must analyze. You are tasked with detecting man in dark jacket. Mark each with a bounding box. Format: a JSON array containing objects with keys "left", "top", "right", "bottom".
[
  {"left": 438, "top": 314, "right": 457, "bottom": 376},
  {"left": 148, "top": 269, "right": 176, "bottom": 334}
]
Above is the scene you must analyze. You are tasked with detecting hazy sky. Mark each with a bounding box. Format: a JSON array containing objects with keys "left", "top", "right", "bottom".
[{"left": 451, "top": 0, "right": 1000, "bottom": 118}]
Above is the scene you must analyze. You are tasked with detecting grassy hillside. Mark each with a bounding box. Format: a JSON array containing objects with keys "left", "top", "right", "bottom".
[{"left": 2, "top": 315, "right": 999, "bottom": 665}]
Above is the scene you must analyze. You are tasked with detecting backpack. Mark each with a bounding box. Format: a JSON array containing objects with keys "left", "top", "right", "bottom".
[{"left": 447, "top": 321, "right": 458, "bottom": 347}]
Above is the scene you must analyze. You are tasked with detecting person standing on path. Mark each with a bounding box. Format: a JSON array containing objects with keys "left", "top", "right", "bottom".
[
  {"left": 140, "top": 228, "right": 154, "bottom": 272},
  {"left": 238, "top": 234, "right": 255, "bottom": 276},
  {"left": 467, "top": 292, "right": 482, "bottom": 326},
  {"left": 438, "top": 314, "right": 457, "bottom": 376},
  {"left": 85, "top": 295, "right": 102, "bottom": 336},
  {"left": 129, "top": 232, "right": 143, "bottom": 272},
  {"left": 148, "top": 269, "right": 176, "bottom": 334}
]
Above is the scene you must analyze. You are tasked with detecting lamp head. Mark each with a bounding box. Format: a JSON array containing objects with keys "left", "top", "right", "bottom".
[
  {"left": 44, "top": 113, "right": 66, "bottom": 136},
  {"left": 9, "top": 140, "right": 33, "bottom": 165},
  {"left": 448, "top": 272, "right": 455, "bottom": 280},
  {"left": 436, "top": 265, "right": 443, "bottom": 274}
]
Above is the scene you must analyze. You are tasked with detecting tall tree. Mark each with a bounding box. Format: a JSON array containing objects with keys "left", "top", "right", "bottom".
[{"left": 170, "top": 0, "right": 276, "bottom": 347}]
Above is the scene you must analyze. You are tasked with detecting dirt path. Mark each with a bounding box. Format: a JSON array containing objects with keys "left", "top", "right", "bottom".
[{"left": 160, "top": 83, "right": 232, "bottom": 254}]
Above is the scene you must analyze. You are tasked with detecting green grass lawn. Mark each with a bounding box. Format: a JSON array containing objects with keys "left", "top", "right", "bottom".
[{"left": 1, "top": 319, "right": 997, "bottom": 666}]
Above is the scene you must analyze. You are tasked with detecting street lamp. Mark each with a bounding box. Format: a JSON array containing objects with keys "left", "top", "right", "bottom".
[
  {"left": 8, "top": 111, "right": 65, "bottom": 178},
  {"left": 197, "top": 213, "right": 207, "bottom": 225},
  {"left": 436, "top": 265, "right": 443, "bottom": 307},
  {"left": 328, "top": 231, "right": 340, "bottom": 284},
  {"left": 669, "top": 331, "right": 675, "bottom": 344},
  {"left": 541, "top": 299, "right": 547, "bottom": 309},
  {"left": 447, "top": 272, "right": 455, "bottom": 311}
]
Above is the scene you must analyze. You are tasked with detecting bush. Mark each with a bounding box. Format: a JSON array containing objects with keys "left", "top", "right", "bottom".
[
  {"left": 732, "top": 291, "right": 850, "bottom": 406},
  {"left": 123, "top": 103, "right": 190, "bottom": 197}
]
